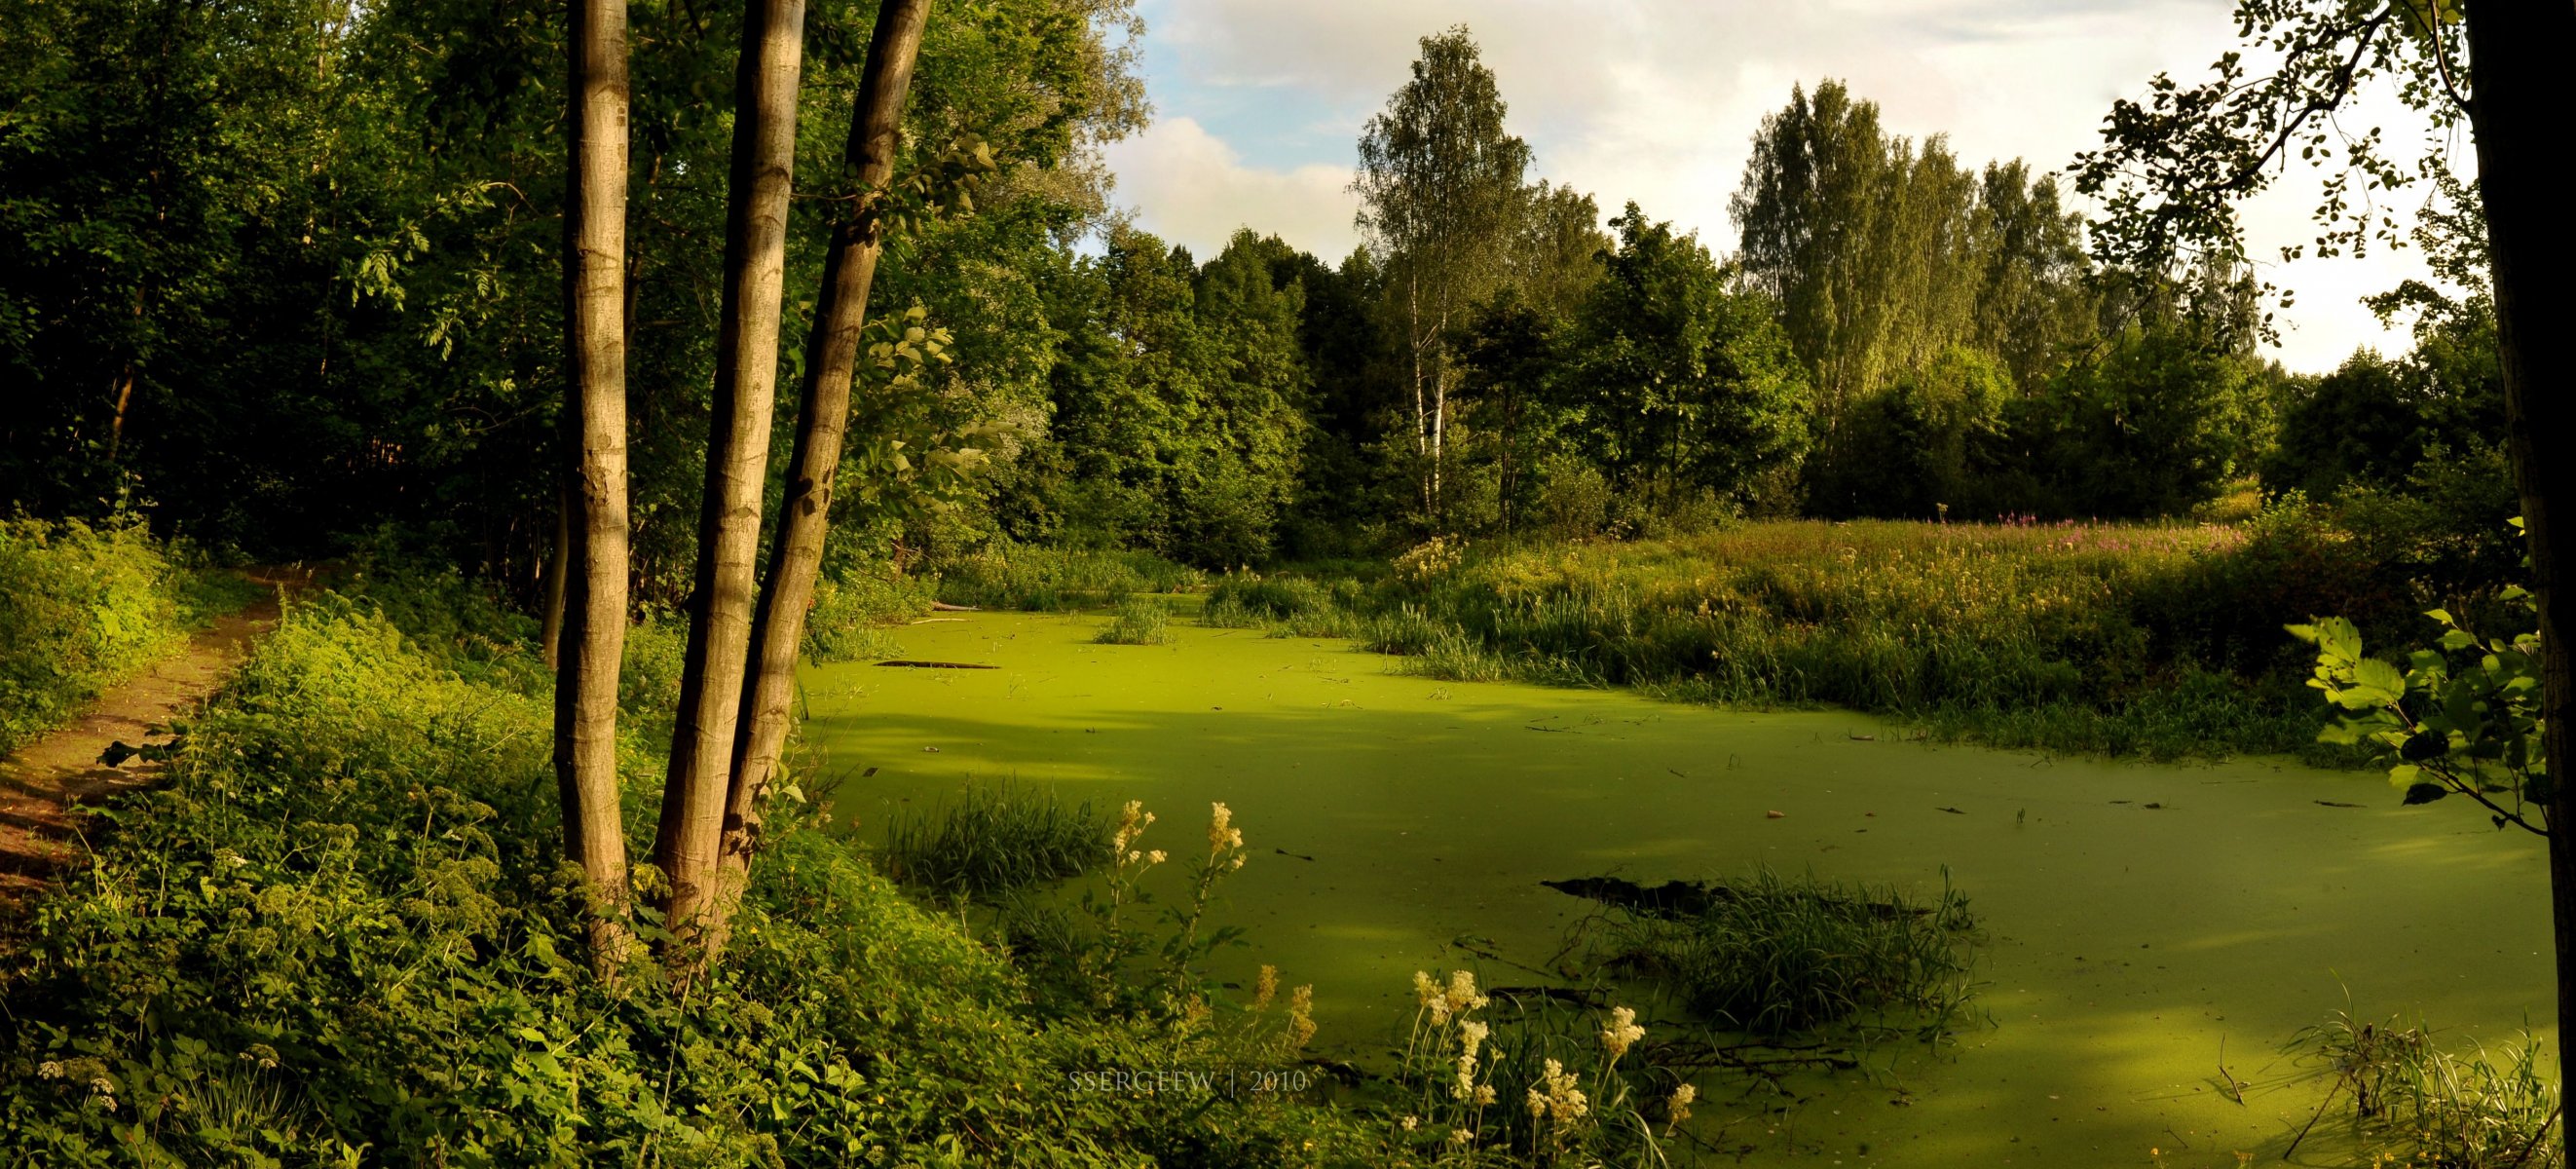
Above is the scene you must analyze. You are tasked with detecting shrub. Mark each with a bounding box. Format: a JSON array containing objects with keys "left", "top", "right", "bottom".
[
  {"left": 933, "top": 544, "right": 1201, "bottom": 611},
  {"left": 877, "top": 780, "right": 1110, "bottom": 899}
]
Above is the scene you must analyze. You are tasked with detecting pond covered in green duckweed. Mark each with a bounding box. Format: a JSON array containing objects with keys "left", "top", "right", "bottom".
[{"left": 803, "top": 608, "right": 2551, "bottom": 1168}]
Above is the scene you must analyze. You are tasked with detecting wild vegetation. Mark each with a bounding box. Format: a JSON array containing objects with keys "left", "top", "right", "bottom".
[
  {"left": 0, "top": 583, "right": 1369, "bottom": 1165},
  {"left": 0, "top": 519, "right": 246, "bottom": 756},
  {"left": 3, "top": 0, "right": 2567, "bottom": 1162}
]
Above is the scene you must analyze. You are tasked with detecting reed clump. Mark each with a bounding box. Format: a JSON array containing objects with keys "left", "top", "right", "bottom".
[
  {"left": 1589, "top": 867, "right": 1979, "bottom": 1038},
  {"left": 2288, "top": 1009, "right": 2561, "bottom": 1168},
  {"left": 1094, "top": 596, "right": 1175, "bottom": 645},
  {"left": 877, "top": 780, "right": 1111, "bottom": 898}
]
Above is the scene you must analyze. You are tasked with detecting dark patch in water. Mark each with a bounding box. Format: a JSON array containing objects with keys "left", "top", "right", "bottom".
[
  {"left": 1543, "top": 875, "right": 1926, "bottom": 921},
  {"left": 875, "top": 660, "right": 998, "bottom": 669}
]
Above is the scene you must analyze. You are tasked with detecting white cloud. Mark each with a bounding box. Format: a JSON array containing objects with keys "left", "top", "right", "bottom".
[
  {"left": 1120, "top": 0, "right": 2452, "bottom": 371},
  {"left": 1101, "top": 116, "right": 1363, "bottom": 261}
]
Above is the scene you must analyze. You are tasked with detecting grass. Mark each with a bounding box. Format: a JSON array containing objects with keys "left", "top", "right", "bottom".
[
  {"left": 0, "top": 517, "right": 247, "bottom": 756},
  {"left": 2289, "top": 1008, "right": 2561, "bottom": 1167},
  {"left": 877, "top": 780, "right": 1111, "bottom": 898},
  {"left": 1190, "top": 517, "right": 2403, "bottom": 763},
  {"left": 1583, "top": 867, "right": 1980, "bottom": 1038},
  {"left": 1093, "top": 597, "right": 1175, "bottom": 645},
  {"left": 933, "top": 544, "right": 1202, "bottom": 611},
  {"left": 802, "top": 566, "right": 934, "bottom": 662}
]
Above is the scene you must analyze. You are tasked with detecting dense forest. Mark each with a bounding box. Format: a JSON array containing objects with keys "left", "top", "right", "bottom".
[
  {"left": 4, "top": 1, "right": 2571, "bottom": 1166},
  {"left": 2, "top": 8, "right": 2516, "bottom": 583}
]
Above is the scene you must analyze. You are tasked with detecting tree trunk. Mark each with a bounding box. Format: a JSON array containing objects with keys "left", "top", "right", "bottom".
[
  {"left": 557, "top": 0, "right": 636, "bottom": 971},
  {"left": 541, "top": 480, "right": 572, "bottom": 670},
  {"left": 653, "top": 0, "right": 808, "bottom": 953},
  {"left": 2463, "top": 0, "right": 2576, "bottom": 1146},
  {"left": 707, "top": 0, "right": 935, "bottom": 961}
]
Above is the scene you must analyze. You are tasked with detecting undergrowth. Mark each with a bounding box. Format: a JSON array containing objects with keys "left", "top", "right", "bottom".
[
  {"left": 0, "top": 517, "right": 248, "bottom": 756},
  {"left": 0, "top": 574, "right": 1371, "bottom": 1166},
  {"left": 933, "top": 545, "right": 1201, "bottom": 612}
]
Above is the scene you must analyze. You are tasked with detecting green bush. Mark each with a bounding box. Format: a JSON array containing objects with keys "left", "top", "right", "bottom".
[
  {"left": 1184, "top": 518, "right": 2415, "bottom": 762},
  {"left": 0, "top": 517, "right": 234, "bottom": 755},
  {"left": 0, "top": 591, "right": 1371, "bottom": 1166}
]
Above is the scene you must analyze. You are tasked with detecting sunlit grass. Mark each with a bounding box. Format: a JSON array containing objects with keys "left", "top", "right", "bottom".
[
  {"left": 1093, "top": 597, "right": 1175, "bottom": 645},
  {"left": 1201, "top": 519, "right": 2346, "bottom": 761}
]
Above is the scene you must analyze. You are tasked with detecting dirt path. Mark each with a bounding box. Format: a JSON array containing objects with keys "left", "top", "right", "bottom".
[{"left": 0, "top": 567, "right": 315, "bottom": 907}]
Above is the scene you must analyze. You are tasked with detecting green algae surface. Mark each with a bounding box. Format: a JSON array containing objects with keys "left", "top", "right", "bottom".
[{"left": 803, "top": 611, "right": 2553, "bottom": 1167}]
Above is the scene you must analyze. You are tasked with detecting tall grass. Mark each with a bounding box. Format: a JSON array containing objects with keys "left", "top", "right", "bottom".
[
  {"left": 802, "top": 568, "right": 934, "bottom": 662},
  {"left": 1093, "top": 597, "right": 1175, "bottom": 646},
  {"left": 932, "top": 544, "right": 1201, "bottom": 611},
  {"left": 2289, "top": 1009, "right": 2561, "bottom": 1168},
  {"left": 877, "top": 780, "right": 1112, "bottom": 898},
  {"left": 1207, "top": 518, "right": 2370, "bottom": 762},
  {"left": 1588, "top": 867, "right": 1980, "bottom": 1038},
  {"left": 0, "top": 517, "right": 242, "bottom": 755}
]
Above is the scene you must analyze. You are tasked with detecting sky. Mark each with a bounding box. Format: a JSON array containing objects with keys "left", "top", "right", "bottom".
[{"left": 1099, "top": 0, "right": 2469, "bottom": 374}]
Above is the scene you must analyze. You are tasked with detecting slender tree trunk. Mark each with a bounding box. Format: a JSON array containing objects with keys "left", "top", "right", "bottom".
[
  {"left": 2463, "top": 0, "right": 2576, "bottom": 1144},
  {"left": 541, "top": 481, "right": 572, "bottom": 670},
  {"left": 708, "top": 0, "right": 935, "bottom": 960},
  {"left": 557, "top": 0, "right": 636, "bottom": 970},
  {"left": 654, "top": 0, "right": 808, "bottom": 953}
]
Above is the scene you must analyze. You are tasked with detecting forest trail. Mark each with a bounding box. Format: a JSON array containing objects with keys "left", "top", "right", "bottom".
[{"left": 0, "top": 566, "right": 317, "bottom": 907}]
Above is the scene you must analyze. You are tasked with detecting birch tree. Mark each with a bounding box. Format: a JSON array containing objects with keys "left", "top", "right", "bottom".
[{"left": 1354, "top": 26, "right": 1528, "bottom": 522}]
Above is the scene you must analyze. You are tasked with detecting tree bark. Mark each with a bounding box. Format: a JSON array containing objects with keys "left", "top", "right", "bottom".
[
  {"left": 2463, "top": 0, "right": 2576, "bottom": 1145},
  {"left": 557, "top": 0, "right": 635, "bottom": 970},
  {"left": 654, "top": 0, "right": 809, "bottom": 953},
  {"left": 541, "top": 480, "right": 572, "bottom": 670},
  {"left": 708, "top": 0, "right": 934, "bottom": 960}
]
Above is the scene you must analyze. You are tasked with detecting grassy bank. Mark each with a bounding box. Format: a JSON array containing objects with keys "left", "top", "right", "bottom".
[
  {"left": 0, "top": 579, "right": 1371, "bottom": 1166},
  {"left": 1189, "top": 515, "right": 2432, "bottom": 763},
  {"left": 0, "top": 518, "right": 252, "bottom": 756}
]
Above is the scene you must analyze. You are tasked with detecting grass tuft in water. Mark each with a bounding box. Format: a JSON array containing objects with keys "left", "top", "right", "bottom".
[
  {"left": 1590, "top": 867, "right": 1979, "bottom": 1038},
  {"left": 1094, "top": 597, "right": 1175, "bottom": 645},
  {"left": 2288, "top": 1008, "right": 2562, "bottom": 1168},
  {"left": 877, "top": 780, "right": 1110, "bottom": 899}
]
